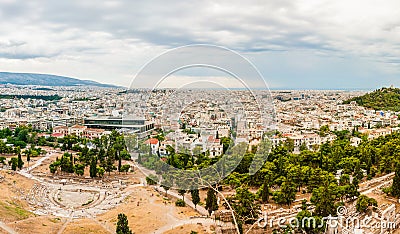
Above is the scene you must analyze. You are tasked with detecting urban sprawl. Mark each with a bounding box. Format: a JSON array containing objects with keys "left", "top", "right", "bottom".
[{"left": 0, "top": 85, "right": 399, "bottom": 234}]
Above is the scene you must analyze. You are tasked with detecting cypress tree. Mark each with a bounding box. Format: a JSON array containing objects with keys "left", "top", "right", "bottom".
[
  {"left": 17, "top": 152, "right": 24, "bottom": 170},
  {"left": 191, "top": 189, "right": 200, "bottom": 209},
  {"left": 205, "top": 187, "right": 218, "bottom": 216},
  {"left": 116, "top": 213, "right": 132, "bottom": 234},
  {"left": 90, "top": 157, "right": 97, "bottom": 178},
  {"left": 261, "top": 181, "right": 270, "bottom": 203}
]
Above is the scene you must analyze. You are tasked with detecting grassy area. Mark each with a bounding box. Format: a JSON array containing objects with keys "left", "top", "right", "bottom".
[{"left": 0, "top": 201, "right": 33, "bottom": 221}]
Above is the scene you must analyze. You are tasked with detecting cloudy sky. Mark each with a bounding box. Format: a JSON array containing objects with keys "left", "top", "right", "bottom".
[{"left": 0, "top": 0, "right": 399, "bottom": 89}]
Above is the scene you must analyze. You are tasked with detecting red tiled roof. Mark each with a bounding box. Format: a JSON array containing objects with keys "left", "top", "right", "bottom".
[
  {"left": 51, "top": 133, "right": 64, "bottom": 138},
  {"left": 145, "top": 138, "right": 159, "bottom": 145}
]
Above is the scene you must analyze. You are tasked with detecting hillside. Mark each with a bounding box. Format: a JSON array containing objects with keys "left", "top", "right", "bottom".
[
  {"left": 0, "top": 72, "right": 117, "bottom": 87},
  {"left": 343, "top": 87, "right": 400, "bottom": 111}
]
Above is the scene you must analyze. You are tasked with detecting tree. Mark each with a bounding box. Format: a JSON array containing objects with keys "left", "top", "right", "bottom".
[
  {"left": 146, "top": 175, "right": 158, "bottom": 185},
  {"left": 205, "top": 187, "right": 218, "bottom": 216},
  {"left": 9, "top": 157, "right": 18, "bottom": 171},
  {"left": 175, "top": 199, "right": 185, "bottom": 207},
  {"left": 104, "top": 154, "right": 116, "bottom": 175},
  {"left": 60, "top": 155, "right": 74, "bottom": 173},
  {"left": 49, "top": 160, "right": 60, "bottom": 174},
  {"left": 191, "top": 189, "right": 200, "bottom": 209},
  {"left": 319, "top": 125, "right": 330, "bottom": 137},
  {"left": 339, "top": 174, "right": 350, "bottom": 186},
  {"left": 272, "top": 181, "right": 296, "bottom": 207},
  {"left": 114, "top": 136, "right": 125, "bottom": 172},
  {"left": 220, "top": 137, "right": 233, "bottom": 153},
  {"left": 165, "top": 145, "right": 175, "bottom": 155},
  {"left": 258, "top": 181, "right": 270, "bottom": 203},
  {"left": 284, "top": 138, "right": 295, "bottom": 152},
  {"left": 161, "top": 175, "right": 173, "bottom": 196},
  {"left": 90, "top": 156, "right": 98, "bottom": 178},
  {"left": 299, "top": 142, "right": 308, "bottom": 152},
  {"left": 287, "top": 165, "right": 304, "bottom": 191},
  {"left": 16, "top": 129, "right": 29, "bottom": 142},
  {"left": 74, "top": 164, "right": 85, "bottom": 176},
  {"left": 392, "top": 161, "right": 400, "bottom": 197},
  {"left": 120, "top": 149, "right": 131, "bottom": 160},
  {"left": 17, "top": 148, "right": 24, "bottom": 170},
  {"left": 356, "top": 195, "right": 377, "bottom": 213},
  {"left": 116, "top": 213, "right": 132, "bottom": 234},
  {"left": 120, "top": 164, "right": 131, "bottom": 174},
  {"left": 160, "top": 184, "right": 170, "bottom": 197},
  {"left": 192, "top": 146, "right": 203, "bottom": 156},
  {"left": 98, "top": 148, "right": 106, "bottom": 162},
  {"left": 97, "top": 166, "right": 105, "bottom": 177},
  {"left": 296, "top": 201, "right": 325, "bottom": 233},
  {"left": 311, "top": 177, "right": 339, "bottom": 217},
  {"left": 178, "top": 189, "right": 186, "bottom": 201},
  {"left": 25, "top": 149, "right": 31, "bottom": 167},
  {"left": 230, "top": 187, "right": 260, "bottom": 223}
]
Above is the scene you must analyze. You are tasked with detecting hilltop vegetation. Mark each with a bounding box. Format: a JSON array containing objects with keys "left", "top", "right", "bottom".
[{"left": 343, "top": 87, "right": 400, "bottom": 111}]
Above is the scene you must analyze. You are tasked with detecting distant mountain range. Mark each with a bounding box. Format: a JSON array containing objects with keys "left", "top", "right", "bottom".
[{"left": 0, "top": 72, "right": 118, "bottom": 87}]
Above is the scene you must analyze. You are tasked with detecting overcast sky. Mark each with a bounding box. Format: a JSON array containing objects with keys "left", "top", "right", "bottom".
[{"left": 0, "top": 0, "right": 399, "bottom": 89}]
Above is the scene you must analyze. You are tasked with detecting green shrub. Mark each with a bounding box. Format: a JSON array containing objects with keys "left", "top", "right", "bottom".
[{"left": 175, "top": 199, "right": 185, "bottom": 207}]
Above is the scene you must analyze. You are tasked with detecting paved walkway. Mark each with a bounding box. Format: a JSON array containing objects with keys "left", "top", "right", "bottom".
[{"left": 18, "top": 152, "right": 55, "bottom": 182}]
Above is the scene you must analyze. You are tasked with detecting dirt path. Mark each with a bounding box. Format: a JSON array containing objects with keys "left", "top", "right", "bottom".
[
  {"left": 154, "top": 218, "right": 214, "bottom": 234},
  {"left": 57, "top": 210, "right": 74, "bottom": 234},
  {"left": 147, "top": 189, "right": 214, "bottom": 234},
  {"left": 154, "top": 186, "right": 209, "bottom": 216},
  {"left": 0, "top": 221, "right": 17, "bottom": 234},
  {"left": 81, "top": 208, "right": 113, "bottom": 233},
  {"left": 132, "top": 161, "right": 210, "bottom": 216}
]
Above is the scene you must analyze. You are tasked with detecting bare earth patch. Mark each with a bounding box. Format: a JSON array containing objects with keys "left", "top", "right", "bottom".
[
  {"left": 62, "top": 218, "right": 110, "bottom": 234},
  {"left": 9, "top": 216, "right": 63, "bottom": 234},
  {"left": 0, "top": 171, "right": 35, "bottom": 222},
  {"left": 96, "top": 185, "right": 209, "bottom": 234},
  {"left": 164, "top": 224, "right": 209, "bottom": 234}
]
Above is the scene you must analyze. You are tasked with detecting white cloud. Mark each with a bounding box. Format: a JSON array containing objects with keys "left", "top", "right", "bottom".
[{"left": 0, "top": 0, "right": 399, "bottom": 88}]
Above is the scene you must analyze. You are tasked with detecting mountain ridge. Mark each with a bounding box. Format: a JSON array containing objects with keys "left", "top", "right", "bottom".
[{"left": 0, "top": 72, "right": 118, "bottom": 87}]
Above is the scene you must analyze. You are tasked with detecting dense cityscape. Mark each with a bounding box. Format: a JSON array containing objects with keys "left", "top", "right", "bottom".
[{"left": 0, "top": 84, "right": 399, "bottom": 233}]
